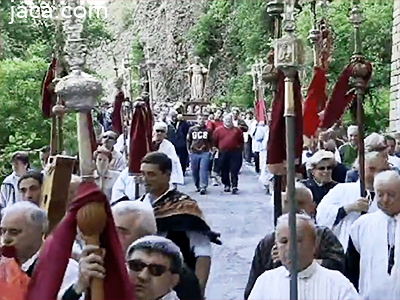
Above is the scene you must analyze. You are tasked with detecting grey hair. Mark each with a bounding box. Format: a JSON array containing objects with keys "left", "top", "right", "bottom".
[
  {"left": 1, "top": 202, "right": 48, "bottom": 233},
  {"left": 364, "top": 132, "right": 385, "bottom": 152},
  {"left": 126, "top": 236, "right": 183, "bottom": 274},
  {"left": 223, "top": 113, "right": 233, "bottom": 121},
  {"left": 353, "top": 151, "right": 381, "bottom": 170},
  {"left": 275, "top": 213, "right": 317, "bottom": 240},
  {"left": 374, "top": 170, "right": 400, "bottom": 189},
  {"left": 111, "top": 201, "right": 157, "bottom": 236},
  {"left": 294, "top": 182, "right": 313, "bottom": 200},
  {"left": 347, "top": 125, "right": 358, "bottom": 136}
]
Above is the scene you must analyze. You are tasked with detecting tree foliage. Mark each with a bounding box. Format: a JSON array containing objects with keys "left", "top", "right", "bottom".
[{"left": 0, "top": 1, "right": 112, "bottom": 179}]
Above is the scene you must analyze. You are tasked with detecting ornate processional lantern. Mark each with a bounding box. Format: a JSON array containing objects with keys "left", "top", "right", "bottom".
[{"left": 274, "top": 0, "right": 304, "bottom": 299}]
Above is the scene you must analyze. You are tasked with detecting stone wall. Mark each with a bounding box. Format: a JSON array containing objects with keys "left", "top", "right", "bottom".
[{"left": 390, "top": 0, "right": 400, "bottom": 133}]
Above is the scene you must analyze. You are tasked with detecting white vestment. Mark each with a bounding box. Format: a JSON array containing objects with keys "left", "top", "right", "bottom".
[
  {"left": 110, "top": 148, "right": 127, "bottom": 172},
  {"left": 158, "top": 139, "right": 184, "bottom": 185},
  {"left": 115, "top": 134, "right": 130, "bottom": 155},
  {"left": 22, "top": 252, "right": 79, "bottom": 300},
  {"left": 94, "top": 169, "right": 120, "bottom": 201},
  {"left": 259, "top": 127, "right": 273, "bottom": 186},
  {"left": 316, "top": 181, "right": 378, "bottom": 249},
  {"left": 249, "top": 261, "right": 361, "bottom": 300},
  {"left": 111, "top": 168, "right": 137, "bottom": 203},
  {"left": 349, "top": 210, "right": 400, "bottom": 299},
  {"left": 388, "top": 155, "right": 400, "bottom": 169}
]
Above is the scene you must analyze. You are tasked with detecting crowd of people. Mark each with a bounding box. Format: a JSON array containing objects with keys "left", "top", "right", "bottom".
[{"left": 1, "top": 103, "right": 400, "bottom": 300}]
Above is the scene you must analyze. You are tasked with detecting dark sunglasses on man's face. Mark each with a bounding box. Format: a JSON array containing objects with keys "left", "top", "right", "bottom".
[
  {"left": 155, "top": 130, "right": 165, "bottom": 133},
  {"left": 317, "top": 166, "right": 333, "bottom": 171},
  {"left": 127, "top": 259, "right": 170, "bottom": 277},
  {"left": 103, "top": 135, "right": 116, "bottom": 140}
]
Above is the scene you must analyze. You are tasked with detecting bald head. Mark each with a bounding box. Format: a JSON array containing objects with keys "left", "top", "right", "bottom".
[{"left": 282, "top": 182, "right": 315, "bottom": 217}]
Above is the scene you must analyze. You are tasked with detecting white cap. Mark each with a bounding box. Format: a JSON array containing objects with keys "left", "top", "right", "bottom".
[
  {"left": 306, "top": 150, "right": 335, "bottom": 170},
  {"left": 153, "top": 122, "right": 168, "bottom": 132}
]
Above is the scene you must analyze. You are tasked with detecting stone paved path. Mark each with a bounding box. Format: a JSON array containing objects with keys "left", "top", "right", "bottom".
[{"left": 180, "top": 165, "right": 274, "bottom": 300}]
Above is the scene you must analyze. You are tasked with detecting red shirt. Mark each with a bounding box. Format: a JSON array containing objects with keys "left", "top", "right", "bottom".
[
  {"left": 213, "top": 126, "right": 244, "bottom": 152},
  {"left": 206, "top": 120, "right": 223, "bottom": 133}
]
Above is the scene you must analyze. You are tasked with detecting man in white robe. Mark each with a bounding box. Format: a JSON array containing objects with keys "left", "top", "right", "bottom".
[
  {"left": 345, "top": 170, "right": 400, "bottom": 299},
  {"left": 249, "top": 213, "right": 360, "bottom": 300},
  {"left": 101, "top": 131, "right": 127, "bottom": 172},
  {"left": 153, "top": 122, "right": 184, "bottom": 187},
  {"left": 93, "top": 147, "right": 120, "bottom": 201},
  {"left": 316, "top": 151, "right": 389, "bottom": 249}
]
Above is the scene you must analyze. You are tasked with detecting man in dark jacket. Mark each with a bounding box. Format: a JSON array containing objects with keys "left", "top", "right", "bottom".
[
  {"left": 244, "top": 182, "right": 345, "bottom": 300},
  {"left": 167, "top": 110, "right": 191, "bottom": 175}
]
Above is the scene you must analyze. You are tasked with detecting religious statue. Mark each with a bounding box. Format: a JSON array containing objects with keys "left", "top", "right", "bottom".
[{"left": 185, "top": 56, "right": 209, "bottom": 100}]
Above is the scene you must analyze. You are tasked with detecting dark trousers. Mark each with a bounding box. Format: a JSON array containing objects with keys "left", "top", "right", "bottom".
[
  {"left": 219, "top": 150, "right": 242, "bottom": 188},
  {"left": 209, "top": 153, "right": 221, "bottom": 176},
  {"left": 253, "top": 151, "right": 260, "bottom": 173},
  {"left": 244, "top": 137, "right": 253, "bottom": 163},
  {"left": 176, "top": 146, "right": 189, "bottom": 175}
]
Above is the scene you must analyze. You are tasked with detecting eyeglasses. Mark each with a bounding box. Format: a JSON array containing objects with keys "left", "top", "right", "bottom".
[
  {"left": 127, "top": 259, "right": 170, "bottom": 277},
  {"left": 155, "top": 130, "right": 165, "bottom": 133},
  {"left": 317, "top": 166, "right": 333, "bottom": 171}
]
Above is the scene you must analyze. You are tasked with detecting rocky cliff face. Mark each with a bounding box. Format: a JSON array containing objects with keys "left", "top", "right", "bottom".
[{"left": 87, "top": 0, "right": 207, "bottom": 108}]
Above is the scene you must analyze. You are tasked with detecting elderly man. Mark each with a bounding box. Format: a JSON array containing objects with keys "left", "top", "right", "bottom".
[
  {"left": 138, "top": 152, "right": 220, "bottom": 294},
  {"left": 302, "top": 150, "right": 338, "bottom": 205},
  {"left": 1, "top": 152, "right": 30, "bottom": 210},
  {"left": 101, "top": 130, "right": 126, "bottom": 171},
  {"left": 0, "top": 202, "right": 78, "bottom": 299},
  {"left": 248, "top": 213, "right": 360, "bottom": 300},
  {"left": 213, "top": 114, "right": 244, "bottom": 194},
  {"left": 17, "top": 171, "right": 43, "bottom": 206},
  {"left": 93, "top": 147, "right": 120, "bottom": 201},
  {"left": 110, "top": 201, "right": 203, "bottom": 300},
  {"left": 345, "top": 171, "right": 400, "bottom": 299},
  {"left": 339, "top": 125, "right": 359, "bottom": 168},
  {"left": 244, "top": 182, "right": 345, "bottom": 299},
  {"left": 153, "top": 122, "right": 184, "bottom": 188},
  {"left": 317, "top": 151, "right": 390, "bottom": 249}
]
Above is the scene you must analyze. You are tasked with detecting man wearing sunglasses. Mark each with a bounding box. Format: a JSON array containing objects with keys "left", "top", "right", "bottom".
[
  {"left": 101, "top": 131, "right": 127, "bottom": 172},
  {"left": 76, "top": 236, "right": 184, "bottom": 300},
  {"left": 302, "top": 150, "right": 338, "bottom": 206}
]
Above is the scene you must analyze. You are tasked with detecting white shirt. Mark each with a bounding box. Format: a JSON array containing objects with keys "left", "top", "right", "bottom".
[
  {"left": 252, "top": 125, "right": 268, "bottom": 153},
  {"left": 249, "top": 261, "right": 361, "bottom": 300},
  {"left": 115, "top": 134, "right": 130, "bottom": 154},
  {"left": 158, "top": 139, "right": 184, "bottom": 185},
  {"left": 388, "top": 155, "right": 400, "bottom": 169},
  {"left": 316, "top": 181, "right": 378, "bottom": 249},
  {"left": 22, "top": 252, "right": 79, "bottom": 300},
  {"left": 110, "top": 148, "right": 127, "bottom": 172},
  {"left": 111, "top": 168, "right": 138, "bottom": 203},
  {"left": 349, "top": 210, "right": 400, "bottom": 299},
  {"left": 1, "top": 172, "right": 20, "bottom": 209},
  {"left": 94, "top": 169, "right": 120, "bottom": 201}
]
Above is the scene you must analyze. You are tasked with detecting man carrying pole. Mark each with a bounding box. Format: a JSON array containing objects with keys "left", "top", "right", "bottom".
[{"left": 26, "top": 1, "right": 135, "bottom": 299}]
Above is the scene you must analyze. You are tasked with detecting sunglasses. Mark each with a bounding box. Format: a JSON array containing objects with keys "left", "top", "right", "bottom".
[
  {"left": 127, "top": 259, "right": 170, "bottom": 277},
  {"left": 103, "top": 135, "right": 116, "bottom": 140},
  {"left": 155, "top": 130, "right": 165, "bottom": 133},
  {"left": 317, "top": 166, "right": 333, "bottom": 171}
]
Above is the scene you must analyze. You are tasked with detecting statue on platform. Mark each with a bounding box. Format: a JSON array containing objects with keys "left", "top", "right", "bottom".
[{"left": 185, "top": 56, "right": 208, "bottom": 100}]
